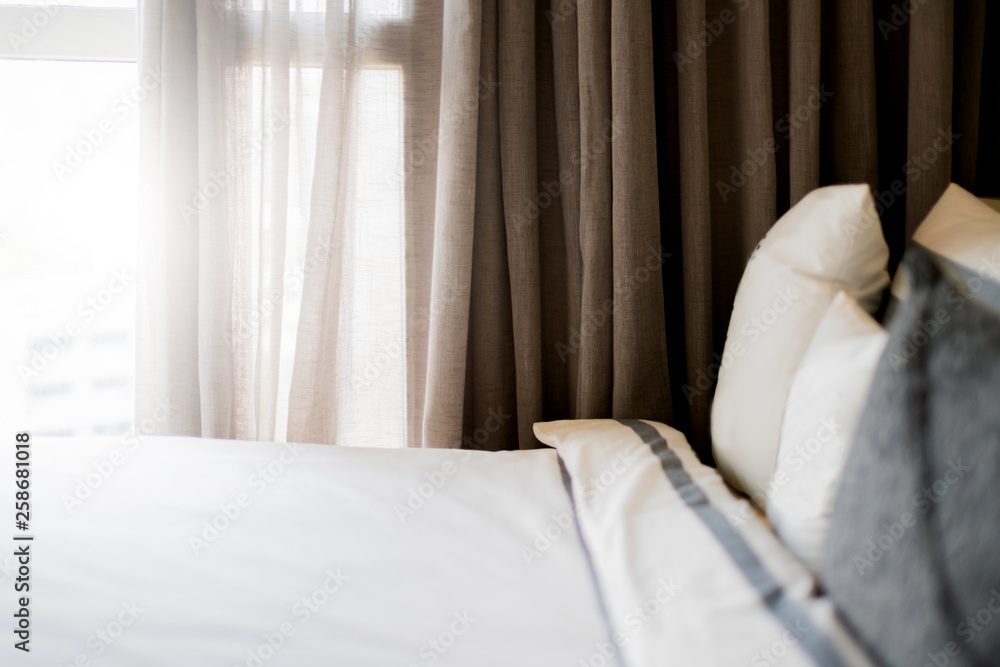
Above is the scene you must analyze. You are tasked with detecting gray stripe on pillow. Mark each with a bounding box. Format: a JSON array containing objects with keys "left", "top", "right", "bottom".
[{"left": 617, "top": 418, "right": 847, "bottom": 667}]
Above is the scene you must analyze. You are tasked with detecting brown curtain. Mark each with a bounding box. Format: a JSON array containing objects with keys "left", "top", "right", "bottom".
[
  {"left": 457, "top": 0, "right": 672, "bottom": 451},
  {"left": 649, "top": 0, "right": 1000, "bottom": 462}
]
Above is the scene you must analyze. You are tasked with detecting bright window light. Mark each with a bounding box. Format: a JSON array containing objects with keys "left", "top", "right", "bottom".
[
  {"left": 0, "top": 59, "right": 139, "bottom": 436},
  {"left": 0, "top": 1, "right": 135, "bottom": 6}
]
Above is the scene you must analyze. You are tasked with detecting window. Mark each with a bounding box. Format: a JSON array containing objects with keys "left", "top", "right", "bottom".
[
  {"left": 1, "top": 2, "right": 408, "bottom": 444},
  {"left": 0, "top": 2, "right": 139, "bottom": 437}
]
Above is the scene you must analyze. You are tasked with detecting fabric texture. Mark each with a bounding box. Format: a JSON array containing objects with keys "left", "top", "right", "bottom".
[
  {"left": 824, "top": 247, "right": 1000, "bottom": 667},
  {"left": 768, "top": 291, "right": 888, "bottom": 575},
  {"left": 534, "top": 418, "right": 875, "bottom": 667},
  {"left": 137, "top": 0, "right": 669, "bottom": 449},
  {"left": 711, "top": 185, "right": 889, "bottom": 496},
  {"left": 650, "top": 0, "right": 1000, "bottom": 460}
]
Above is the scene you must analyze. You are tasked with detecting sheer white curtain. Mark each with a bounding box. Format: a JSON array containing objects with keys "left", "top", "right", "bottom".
[
  {"left": 137, "top": 0, "right": 672, "bottom": 450},
  {"left": 138, "top": 0, "right": 483, "bottom": 446}
]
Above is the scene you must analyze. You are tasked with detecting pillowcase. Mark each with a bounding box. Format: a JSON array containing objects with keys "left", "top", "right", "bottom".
[
  {"left": 767, "top": 291, "right": 888, "bottom": 575},
  {"left": 890, "top": 183, "right": 1000, "bottom": 303},
  {"left": 533, "top": 419, "right": 875, "bottom": 667},
  {"left": 823, "top": 248, "right": 1000, "bottom": 667},
  {"left": 712, "top": 185, "right": 890, "bottom": 497}
]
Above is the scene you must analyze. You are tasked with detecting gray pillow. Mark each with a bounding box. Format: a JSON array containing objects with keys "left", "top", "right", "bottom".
[
  {"left": 883, "top": 245, "right": 1000, "bottom": 323},
  {"left": 823, "top": 247, "right": 1000, "bottom": 667}
]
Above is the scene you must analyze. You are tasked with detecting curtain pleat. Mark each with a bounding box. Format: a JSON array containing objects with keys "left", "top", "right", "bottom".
[
  {"left": 498, "top": 0, "right": 544, "bottom": 448},
  {"left": 610, "top": 0, "right": 672, "bottom": 423},
  {"left": 873, "top": 0, "right": 910, "bottom": 271},
  {"left": 287, "top": 3, "right": 355, "bottom": 444},
  {"left": 417, "top": 0, "right": 484, "bottom": 449},
  {"left": 535, "top": 0, "right": 571, "bottom": 425},
  {"left": 464, "top": 0, "right": 518, "bottom": 451},
  {"left": 975, "top": 1, "right": 1000, "bottom": 196},
  {"left": 820, "top": 0, "right": 879, "bottom": 187},
  {"left": 906, "top": 0, "right": 955, "bottom": 234},
  {"left": 787, "top": 0, "right": 820, "bottom": 205},
  {"left": 549, "top": 2, "right": 582, "bottom": 417},
  {"left": 669, "top": 0, "right": 713, "bottom": 454},
  {"left": 951, "top": 0, "right": 985, "bottom": 192},
  {"left": 573, "top": 0, "right": 615, "bottom": 420},
  {"left": 137, "top": 0, "right": 202, "bottom": 436}
]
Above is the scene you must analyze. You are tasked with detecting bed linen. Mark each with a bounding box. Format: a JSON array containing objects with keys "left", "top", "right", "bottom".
[
  {"left": 536, "top": 419, "right": 875, "bottom": 667},
  {"left": 14, "top": 438, "right": 606, "bottom": 667},
  {"left": 6, "top": 427, "right": 872, "bottom": 666}
]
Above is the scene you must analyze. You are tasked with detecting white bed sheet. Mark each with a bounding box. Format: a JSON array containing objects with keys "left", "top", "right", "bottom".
[{"left": 9, "top": 437, "right": 612, "bottom": 667}]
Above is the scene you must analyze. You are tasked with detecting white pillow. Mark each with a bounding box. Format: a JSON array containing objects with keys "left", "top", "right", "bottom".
[
  {"left": 767, "top": 292, "right": 888, "bottom": 574},
  {"left": 712, "top": 185, "right": 890, "bottom": 497},
  {"left": 891, "top": 184, "right": 1000, "bottom": 300},
  {"left": 532, "top": 419, "right": 875, "bottom": 667}
]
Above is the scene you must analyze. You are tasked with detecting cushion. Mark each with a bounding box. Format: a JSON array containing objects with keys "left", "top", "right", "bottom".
[
  {"left": 712, "top": 184, "right": 890, "bottom": 497},
  {"left": 533, "top": 419, "right": 875, "bottom": 667},
  {"left": 824, "top": 247, "right": 1000, "bottom": 667},
  {"left": 890, "top": 183, "right": 1000, "bottom": 303},
  {"left": 767, "top": 291, "right": 888, "bottom": 574}
]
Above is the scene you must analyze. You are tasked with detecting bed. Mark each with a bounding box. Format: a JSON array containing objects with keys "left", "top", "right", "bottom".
[
  {"left": 14, "top": 420, "right": 870, "bottom": 667},
  {"left": 13, "top": 184, "right": 1000, "bottom": 667}
]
